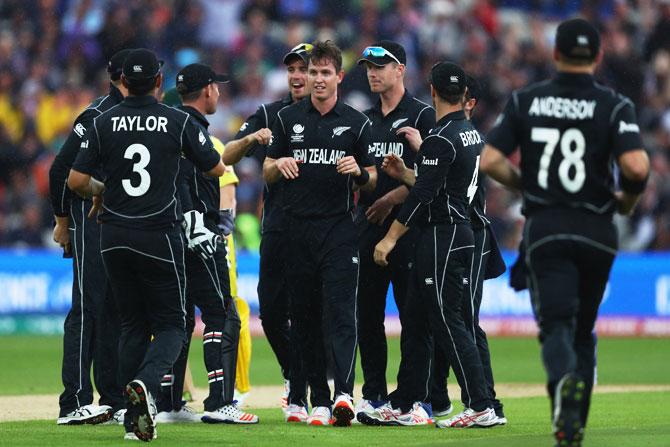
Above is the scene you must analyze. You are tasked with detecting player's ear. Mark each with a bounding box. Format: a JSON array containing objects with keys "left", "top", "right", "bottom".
[
  {"left": 155, "top": 73, "right": 163, "bottom": 90},
  {"left": 337, "top": 70, "right": 344, "bottom": 84},
  {"left": 121, "top": 74, "right": 130, "bottom": 89},
  {"left": 594, "top": 48, "right": 604, "bottom": 66}
]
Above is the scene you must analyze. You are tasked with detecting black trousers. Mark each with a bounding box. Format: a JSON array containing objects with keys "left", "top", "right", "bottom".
[
  {"left": 524, "top": 209, "right": 616, "bottom": 426},
  {"left": 286, "top": 214, "right": 358, "bottom": 407},
  {"left": 356, "top": 209, "right": 417, "bottom": 402},
  {"left": 59, "top": 198, "right": 123, "bottom": 416},
  {"left": 100, "top": 224, "right": 187, "bottom": 405},
  {"left": 431, "top": 225, "right": 503, "bottom": 415},
  {"left": 258, "top": 231, "right": 292, "bottom": 379},
  {"left": 160, "top": 240, "right": 241, "bottom": 412},
  {"left": 393, "top": 223, "right": 491, "bottom": 413}
]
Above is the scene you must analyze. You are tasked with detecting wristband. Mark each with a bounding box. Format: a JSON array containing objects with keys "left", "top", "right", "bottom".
[
  {"left": 354, "top": 168, "right": 370, "bottom": 185},
  {"left": 619, "top": 172, "right": 648, "bottom": 194}
]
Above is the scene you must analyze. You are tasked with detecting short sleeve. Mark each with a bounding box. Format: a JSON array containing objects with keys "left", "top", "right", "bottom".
[
  {"left": 181, "top": 116, "right": 220, "bottom": 172},
  {"left": 610, "top": 98, "right": 644, "bottom": 157},
  {"left": 354, "top": 119, "right": 374, "bottom": 167},
  {"left": 486, "top": 94, "right": 520, "bottom": 155},
  {"left": 72, "top": 122, "right": 101, "bottom": 175},
  {"left": 415, "top": 105, "right": 436, "bottom": 138},
  {"left": 266, "top": 111, "right": 289, "bottom": 159}
]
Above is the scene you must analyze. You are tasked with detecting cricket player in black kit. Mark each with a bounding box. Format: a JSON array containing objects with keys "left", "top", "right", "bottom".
[
  {"left": 221, "top": 44, "right": 312, "bottom": 418},
  {"left": 49, "top": 49, "right": 131, "bottom": 425},
  {"left": 264, "top": 40, "right": 376, "bottom": 427},
  {"left": 156, "top": 63, "right": 258, "bottom": 425},
  {"left": 430, "top": 76, "right": 507, "bottom": 423},
  {"left": 374, "top": 62, "right": 498, "bottom": 429},
  {"left": 68, "top": 49, "right": 226, "bottom": 442},
  {"left": 354, "top": 41, "right": 436, "bottom": 423},
  {"left": 481, "top": 19, "right": 649, "bottom": 446}
]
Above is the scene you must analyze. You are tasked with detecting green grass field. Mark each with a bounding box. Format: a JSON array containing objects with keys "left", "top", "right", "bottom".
[{"left": 0, "top": 336, "right": 668, "bottom": 446}]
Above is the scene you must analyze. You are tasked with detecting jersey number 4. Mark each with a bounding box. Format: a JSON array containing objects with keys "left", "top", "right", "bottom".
[
  {"left": 122, "top": 144, "right": 151, "bottom": 197},
  {"left": 532, "top": 127, "right": 586, "bottom": 193},
  {"left": 467, "top": 155, "right": 480, "bottom": 204}
]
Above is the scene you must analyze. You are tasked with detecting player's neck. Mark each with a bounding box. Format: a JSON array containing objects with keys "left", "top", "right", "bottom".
[
  {"left": 435, "top": 102, "right": 463, "bottom": 122},
  {"left": 555, "top": 63, "right": 596, "bottom": 75},
  {"left": 183, "top": 101, "right": 207, "bottom": 116},
  {"left": 379, "top": 84, "right": 405, "bottom": 117},
  {"left": 311, "top": 93, "right": 338, "bottom": 115}
]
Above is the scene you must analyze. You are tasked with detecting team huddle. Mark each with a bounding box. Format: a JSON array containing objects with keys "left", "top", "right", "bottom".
[{"left": 49, "top": 18, "right": 649, "bottom": 447}]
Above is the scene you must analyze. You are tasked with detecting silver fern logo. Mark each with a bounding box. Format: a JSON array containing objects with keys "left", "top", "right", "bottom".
[
  {"left": 332, "top": 126, "right": 350, "bottom": 137},
  {"left": 391, "top": 118, "right": 408, "bottom": 130}
]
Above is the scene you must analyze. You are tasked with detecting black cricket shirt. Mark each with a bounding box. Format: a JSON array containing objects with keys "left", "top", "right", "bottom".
[
  {"left": 72, "top": 95, "right": 220, "bottom": 230},
  {"left": 487, "top": 72, "right": 644, "bottom": 217},
  {"left": 397, "top": 110, "right": 482, "bottom": 227},
  {"left": 267, "top": 97, "right": 373, "bottom": 219},
  {"left": 360, "top": 91, "right": 434, "bottom": 223}
]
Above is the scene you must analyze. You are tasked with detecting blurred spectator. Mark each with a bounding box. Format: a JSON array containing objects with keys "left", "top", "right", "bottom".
[{"left": 0, "top": 0, "right": 668, "bottom": 252}]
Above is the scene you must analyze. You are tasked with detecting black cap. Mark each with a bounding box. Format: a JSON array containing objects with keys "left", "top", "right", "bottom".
[
  {"left": 122, "top": 48, "right": 163, "bottom": 81},
  {"left": 430, "top": 61, "right": 466, "bottom": 97},
  {"left": 555, "top": 18, "right": 600, "bottom": 61},
  {"left": 357, "top": 40, "right": 407, "bottom": 66},
  {"left": 283, "top": 43, "right": 313, "bottom": 65},
  {"left": 107, "top": 49, "right": 133, "bottom": 81},
  {"left": 176, "top": 63, "right": 229, "bottom": 94},
  {"left": 465, "top": 74, "right": 481, "bottom": 101}
]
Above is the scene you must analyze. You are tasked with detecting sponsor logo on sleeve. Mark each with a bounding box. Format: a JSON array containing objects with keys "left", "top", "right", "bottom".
[
  {"left": 618, "top": 121, "right": 640, "bottom": 134},
  {"left": 74, "top": 123, "right": 86, "bottom": 138},
  {"left": 239, "top": 122, "right": 248, "bottom": 132},
  {"left": 198, "top": 130, "right": 206, "bottom": 145}
]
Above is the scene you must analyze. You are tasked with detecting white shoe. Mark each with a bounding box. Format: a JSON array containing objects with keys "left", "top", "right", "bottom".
[
  {"left": 234, "top": 389, "right": 250, "bottom": 407},
  {"left": 125, "top": 380, "right": 157, "bottom": 442},
  {"left": 357, "top": 403, "right": 410, "bottom": 426},
  {"left": 433, "top": 404, "right": 454, "bottom": 418},
  {"left": 284, "top": 404, "right": 308, "bottom": 423},
  {"left": 307, "top": 406, "right": 331, "bottom": 426},
  {"left": 354, "top": 399, "right": 374, "bottom": 424},
  {"left": 408, "top": 402, "right": 432, "bottom": 425},
  {"left": 57, "top": 404, "right": 113, "bottom": 425},
  {"left": 495, "top": 415, "right": 508, "bottom": 425},
  {"left": 155, "top": 406, "right": 201, "bottom": 423},
  {"left": 202, "top": 403, "right": 259, "bottom": 424},
  {"left": 103, "top": 408, "right": 126, "bottom": 425},
  {"left": 124, "top": 429, "right": 157, "bottom": 441},
  {"left": 281, "top": 380, "right": 290, "bottom": 410},
  {"left": 436, "top": 407, "right": 498, "bottom": 428},
  {"left": 332, "top": 393, "right": 355, "bottom": 427}
]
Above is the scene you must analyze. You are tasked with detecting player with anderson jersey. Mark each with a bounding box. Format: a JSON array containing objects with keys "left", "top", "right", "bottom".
[
  {"left": 68, "top": 49, "right": 225, "bottom": 442},
  {"left": 221, "top": 44, "right": 312, "bottom": 411},
  {"left": 49, "top": 49, "right": 131, "bottom": 425},
  {"left": 264, "top": 40, "right": 376, "bottom": 427},
  {"left": 354, "top": 41, "right": 435, "bottom": 423},
  {"left": 481, "top": 19, "right": 650, "bottom": 446},
  {"left": 373, "top": 62, "right": 498, "bottom": 429}
]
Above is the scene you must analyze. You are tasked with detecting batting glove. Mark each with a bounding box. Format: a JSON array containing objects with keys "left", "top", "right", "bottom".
[
  {"left": 183, "top": 210, "right": 220, "bottom": 260},
  {"left": 217, "top": 208, "right": 235, "bottom": 236}
]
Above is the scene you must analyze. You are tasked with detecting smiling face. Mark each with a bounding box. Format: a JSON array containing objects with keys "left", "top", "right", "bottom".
[
  {"left": 308, "top": 57, "right": 343, "bottom": 103},
  {"left": 286, "top": 58, "right": 309, "bottom": 100},
  {"left": 365, "top": 61, "right": 403, "bottom": 94}
]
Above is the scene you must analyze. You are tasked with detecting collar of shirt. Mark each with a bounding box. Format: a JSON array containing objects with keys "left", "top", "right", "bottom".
[
  {"left": 371, "top": 89, "right": 413, "bottom": 117},
  {"left": 436, "top": 109, "right": 466, "bottom": 126},
  {"left": 180, "top": 105, "right": 210, "bottom": 129},
  {"left": 305, "top": 96, "right": 347, "bottom": 116},
  {"left": 555, "top": 72, "right": 595, "bottom": 87},
  {"left": 282, "top": 93, "right": 293, "bottom": 105},
  {"left": 109, "top": 83, "right": 124, "bottom": 102},
  {"left": 123, "top": 95, "right": 158, "bottom": 107}
]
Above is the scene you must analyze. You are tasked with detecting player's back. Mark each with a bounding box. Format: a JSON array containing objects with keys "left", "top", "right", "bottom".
[
  {"left": 93, "top": 97, "right": 193, "bottom": 229},
  {"left": 497, "top": 73, "right": 636, "bottom": 216}
]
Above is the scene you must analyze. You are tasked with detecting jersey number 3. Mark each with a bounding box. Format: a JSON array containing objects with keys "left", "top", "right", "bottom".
[
  {"left": 532, "top": 127, "right": 586, "bottom": 193},
  {"left": 122, "top": 143, "right": 151, "bottom": 197}
]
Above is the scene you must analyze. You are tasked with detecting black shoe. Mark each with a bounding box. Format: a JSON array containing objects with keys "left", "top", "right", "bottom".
[
  {"left": 553, "top": 373, "right": 585, "bottom": 447},
  {"left": 126, "top": 380, "right": 157, "bottom": 442}
]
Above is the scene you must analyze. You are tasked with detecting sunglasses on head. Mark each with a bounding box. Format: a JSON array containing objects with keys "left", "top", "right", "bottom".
[
  {"left": 290, "top": 43, "right": 314, "bottom": 54},
  {"left": 362, "top": 46, "right": 401, "bottom": 65}
]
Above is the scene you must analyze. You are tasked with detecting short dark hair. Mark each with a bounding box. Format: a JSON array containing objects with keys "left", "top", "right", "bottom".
[
  {"left": 435, "top": 87, "right": 465, "bottom": 105},
  {"left": 176, "top": 83, "right": 203, "bottom": 103},
  {"left": 309, "top": 40, "right": 342, "bottom": 73},
  {"left": 125, "top": 76, "right": 157, "bottom": 96}
]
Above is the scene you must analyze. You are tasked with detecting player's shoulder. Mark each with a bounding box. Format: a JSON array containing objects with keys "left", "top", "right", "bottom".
[
  {"left": 512, "top": 79, "right": 555, "bottom": 103},
  {"left": 339, "top": 100, "right": 370, "bottom": 125},
  {"left": 408, "top": 96, "right": 433, "bottom": 115}
]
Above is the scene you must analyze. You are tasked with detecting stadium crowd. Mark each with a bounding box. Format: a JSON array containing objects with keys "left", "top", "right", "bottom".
[{"left": 0, "top": 0, "right": 669, "bottom": 250}]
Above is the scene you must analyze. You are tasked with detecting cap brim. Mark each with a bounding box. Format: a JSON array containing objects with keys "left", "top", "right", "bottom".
[
  {"left": 283, "top": 52, "right": 309, "bottom": 65},
  {"left": 214, "top": 74, "right": 230, "bottom": 83},
  {"left": 357, "top": 56, "right": 392, "bottom": 66}
]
